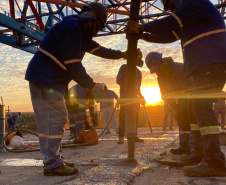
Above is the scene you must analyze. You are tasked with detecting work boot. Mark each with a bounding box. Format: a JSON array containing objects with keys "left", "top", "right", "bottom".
[
  {"left": 180, "top": 151, "right": 203, "bottom": 165},
  {"left": 170, "top": 147, "right": 188, "bottom": 155},
  {"left": 135, "top": 137, "right": 144, "bottom": 142},
  {"left": 183, "top": 160, "right": 226, "bottom": 177},
  {"left": 64, "top": 161, "right": 76, "bottom": 168},
  {"left": 117, "top": 136, "right": 124, "bottom": 144},
  {"left": 43, "top": 164, "right": 78, "bottom": 176}
]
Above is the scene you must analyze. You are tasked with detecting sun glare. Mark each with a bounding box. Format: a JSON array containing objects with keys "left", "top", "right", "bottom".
[{"left": 141, "top": 86, "right": 162, "bottom": 105}]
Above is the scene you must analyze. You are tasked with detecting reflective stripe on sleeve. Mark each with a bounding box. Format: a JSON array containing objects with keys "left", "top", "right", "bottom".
[
  {"left": 89, "top": 46, "right": 101, "bottom": 54},
  {"left": 38, "top": 133, "right": 63, "bottom": 139},
  {"left": 172, "top": 30, "right": 180, "bottom": 40},
  {"left": 200, "top": 126, "right": 220, "bottom": 135},
  {"left": 190, "top": 124, "right": 200, "bottom": 131},
  {"left": 64, "top": 59, "right": 81, "bottom": 64},
  {"left": 38, "top": 48, "right": 67, "bottom": 70},
  {"left": 170, "top": 12, "right": 183, "bottom": 28},
  {"left": 183, "top": 29, "right": 226, "bottom": 48}
]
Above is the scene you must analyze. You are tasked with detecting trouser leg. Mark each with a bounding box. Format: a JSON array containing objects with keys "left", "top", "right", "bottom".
[
  {"left": 110, "top": 108, "right": 119, "bottom": 132},
  {"left": 214, "top": 109, "right": 220, "bottom": 125},
  {"left": 221, "top": 110, "right": 225, "bottom": 129},
  {"left": 118, "top": 105, "right": 126, "bottom": 137},
  {"left": 29, "top": 82, "right": 66, "bottom": 170},
  {"left": 75, "top": 108, "right": 85, "bottom": 137},
  {"left": 169, "top": 110, "right": 174, "bottom": 128},
  {"left": 163, "top": 111, "right": 169, "bottom": 129},
  {"left": 192, "top": 63, "right": 226, "bottom": 169},
  {"left": 186, "top": 98, "right": 203, "bottom": 154},
  {"left": 103, "top": 109, "right": 110, "bottom": 132},
  {"left": 68, "top": 111, "right": 76, "bottom": 135},
  {"left": 178, "top": 122, "right": 190, "bottom": 151}
]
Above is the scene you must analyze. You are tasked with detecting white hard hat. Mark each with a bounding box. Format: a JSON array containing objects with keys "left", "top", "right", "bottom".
[
  {"left": 10, "top": 135, "right": 24, "bottom": 148},
  {"left": 145, "top": 52, "right": 162, "bottom": 74},
  {"left": 101, "top": 83, "right": 106, "bottom": 88},
  {"left": 92, "top": 83, "right": 107, "bottom": 103}
]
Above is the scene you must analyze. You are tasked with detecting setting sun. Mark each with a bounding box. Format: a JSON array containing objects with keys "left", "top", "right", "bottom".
[{"left": 141, "top": 86, "right": 162, "bottom": 105}]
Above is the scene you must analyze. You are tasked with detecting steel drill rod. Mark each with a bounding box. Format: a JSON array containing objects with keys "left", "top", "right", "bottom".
[{"left": 126, "top": 0, "right": 141, "bottom": 159}]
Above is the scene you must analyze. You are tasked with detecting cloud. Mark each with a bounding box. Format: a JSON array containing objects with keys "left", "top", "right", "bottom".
[{"left": 0, "top": 0, "right": 223, "bottom": 111}]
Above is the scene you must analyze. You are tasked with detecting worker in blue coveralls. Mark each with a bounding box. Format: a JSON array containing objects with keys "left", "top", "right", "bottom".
[
  {"left": 100, "top": 83, "right": 119, "bottom": 134},
  {"left": 25, "top": 2, "right": 140, "bottom": 176},
  {"left": 145, "top": 52, "right": 203, "bottom": 161},
  {"left": 88, "top": 98, "right": 98, "bottom": 127},
  {"left": 116, "top": 59, "right": 146, "bottom": 144},
  {"left": 126, "top": 0, "right": 226, "bottom": 177},
  {"left": 65, "top": 84, "right": 95, "bottom": 141},
  {"left": 6, "top": 112, "right": 21, "bottom": 131}
]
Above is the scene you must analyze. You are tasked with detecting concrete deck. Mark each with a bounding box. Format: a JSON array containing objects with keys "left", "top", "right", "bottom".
[{"left": 0, "top": 127, "right": 226, "bottom": 185}]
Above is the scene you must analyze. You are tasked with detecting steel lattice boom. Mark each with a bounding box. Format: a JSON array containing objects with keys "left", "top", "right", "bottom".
[{"left": 0, "top": 0, "right": 225, "bottom": 54}]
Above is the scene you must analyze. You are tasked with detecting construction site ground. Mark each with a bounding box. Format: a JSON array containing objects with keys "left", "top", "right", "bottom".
[{"left": 0, "top": 126, "right": 226, "bottom": 185}]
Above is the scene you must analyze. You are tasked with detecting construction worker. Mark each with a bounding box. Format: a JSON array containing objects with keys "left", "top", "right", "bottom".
[
  {"left": 88, "top": 98, "right": 98, "bottom": 127},
  {"left": 116, "top": 59, "right": 145, "bottom": 144},
  {"left": 100, "top": 83, "right": 119, "bottom": 134},
  {"left": 25, "top": 2, "right": 139, "bottom": 176},
  {"left": 213, "top": 91, "right": 226, "bottom": 130},
  {"left": 145, "top": 52, "right": 198, "bottom": 156},
  {"left": 65, "top": 84, "right": 97, "bottom": 141},
  {"left": 163, "top": 102, "right": 174, "bottom": 131},
  {"left": 6, "top": 112, "right": 21, "bottom": 131},
  {"left": 126, "top": 0, "right": 226, "bottom": 177}
]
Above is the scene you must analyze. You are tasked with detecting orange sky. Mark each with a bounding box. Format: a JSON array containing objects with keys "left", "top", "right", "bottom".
[{"left": 0, "top": 0, "right": 224, "bottom": 112}]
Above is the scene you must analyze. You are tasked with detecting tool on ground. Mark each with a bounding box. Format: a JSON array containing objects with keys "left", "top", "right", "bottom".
[
  {"left": 4, "top": 104, "right": 118, "bottom": 153},
  {"left": 143, "top": 104, "right": 153, "bottom": 133}
]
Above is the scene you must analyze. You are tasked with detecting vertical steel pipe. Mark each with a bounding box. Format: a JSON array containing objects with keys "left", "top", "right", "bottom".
[
  {"left": 0, "top": 105, "right": 5, "bottom": 151},
  {"left": 126, "top": 0, "right": 141, "bottom": 159}
]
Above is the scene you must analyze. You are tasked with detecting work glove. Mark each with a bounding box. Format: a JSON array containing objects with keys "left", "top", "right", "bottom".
[
  {"left": 122, "top": 49, "right": 143, "bottom": 66},
  {"left": 125, "top": 20, "right": 143, "bottom": 39},
  {"left": 91, "top": 83, "right": 106, "bottom": 103}
]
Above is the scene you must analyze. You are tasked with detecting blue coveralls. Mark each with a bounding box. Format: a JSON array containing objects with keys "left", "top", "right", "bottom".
[
  {"left": 163, "top": 102, "right": 174, "bottom": 130},
  {"left": 116, "top": 64, "right": 142, "bottom": 137},
  {"left": 68, "top": 84, "right": 88, "bottom": 137},
  {"left": 143, "top": 0, "right": 226, "bottom": 169},
  {"left": 7, "top": 113, "right": 19, "bottom": 131},
  {"left": 25, "top": 14, "right": 123, "bottom": 170},
  {"left": 100, "top": 90, "right": 119, "bottom": 132},
  {"left": 157, "top": 60, "right": 199, "bottom": 153}
]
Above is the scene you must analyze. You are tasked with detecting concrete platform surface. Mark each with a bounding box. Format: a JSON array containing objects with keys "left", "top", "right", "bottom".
[{"left": 0, "top": 127, "right": 226, "bottom": 185}]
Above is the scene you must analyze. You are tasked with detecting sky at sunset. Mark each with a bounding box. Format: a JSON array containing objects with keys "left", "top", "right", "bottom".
[{"left": 0, "top": 0, "right": 224, "bottom": 112}]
